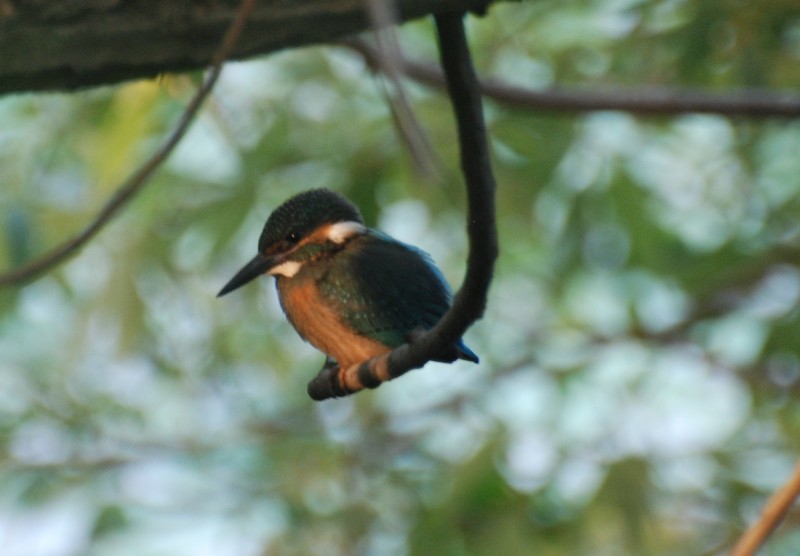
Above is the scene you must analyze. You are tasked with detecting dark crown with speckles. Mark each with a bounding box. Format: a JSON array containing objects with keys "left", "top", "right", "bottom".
[{"left": 258, "top": 189, "right": 364, "bottom": 253}]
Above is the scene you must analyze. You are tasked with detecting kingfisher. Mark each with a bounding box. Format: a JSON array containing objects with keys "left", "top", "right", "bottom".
[{"left": 217, "top": 188, "right": 479, "bottom": 399}]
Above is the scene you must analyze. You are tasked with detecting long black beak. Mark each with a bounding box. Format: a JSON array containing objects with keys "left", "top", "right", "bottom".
[{"left": 217, "top": 254, "right": 277, "bottom": 297}]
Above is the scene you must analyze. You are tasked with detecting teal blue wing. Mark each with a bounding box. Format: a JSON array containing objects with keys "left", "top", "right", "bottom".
[
  {"left": 319, "top": 233, "right": 451, "bottom": 346},
  {"left": 318, "top": 232, "right": 478, "bottom": 363}
]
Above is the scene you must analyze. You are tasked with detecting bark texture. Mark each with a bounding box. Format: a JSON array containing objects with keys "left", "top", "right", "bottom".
[{"left": 0, "top": 0, "right": 491, "bottom": 95}]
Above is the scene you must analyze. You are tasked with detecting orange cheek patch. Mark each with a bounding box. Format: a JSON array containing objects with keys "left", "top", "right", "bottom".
[{"left": 301, "top": 225, "right": 334, "bottom": 247}]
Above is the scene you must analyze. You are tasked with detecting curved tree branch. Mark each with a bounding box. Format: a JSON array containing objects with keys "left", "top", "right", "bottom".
[
  {"left": 0, "top": 0, "right": 258, "bottom": 288},
  {"left": 343, "top": 38, "right": 800, "bottom": 118},
  {"left": 307, "top": 11, "right": 498, "bottom": 400}
]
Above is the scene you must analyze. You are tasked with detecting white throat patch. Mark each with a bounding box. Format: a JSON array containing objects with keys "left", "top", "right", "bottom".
[
  {"left": 326, "top": 221, "right": 366, "bottom": 244},
  {"left": 268, "top": 260, "right": 303, "bottom": 278}
]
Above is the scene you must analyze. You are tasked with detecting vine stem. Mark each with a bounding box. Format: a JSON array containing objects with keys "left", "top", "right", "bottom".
[{"left": 308, "top": 11, "right": 499, "bottom": 399}]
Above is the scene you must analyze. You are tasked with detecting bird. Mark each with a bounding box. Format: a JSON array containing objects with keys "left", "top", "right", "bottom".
[{"left": 217, "top": 188, "right": 479, "bottom": 398}]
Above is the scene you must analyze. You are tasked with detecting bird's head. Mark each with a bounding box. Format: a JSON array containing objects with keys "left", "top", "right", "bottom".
[{"left": 217, "top": 189, "right": 365, "bottom": 297}]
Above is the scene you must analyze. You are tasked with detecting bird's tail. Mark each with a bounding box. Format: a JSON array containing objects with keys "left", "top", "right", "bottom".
[{"left": 456, "top": 339, "right": 479, "bottom": 364}]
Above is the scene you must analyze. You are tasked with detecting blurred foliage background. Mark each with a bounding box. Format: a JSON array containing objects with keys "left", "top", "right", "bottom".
[{"left": 2, "top": 0, "right": 800, "bottom": 554}]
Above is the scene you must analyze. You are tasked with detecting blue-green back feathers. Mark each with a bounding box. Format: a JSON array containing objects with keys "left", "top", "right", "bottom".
[{"left": 318, "top": 231, "right": 478, "bottom": 363}]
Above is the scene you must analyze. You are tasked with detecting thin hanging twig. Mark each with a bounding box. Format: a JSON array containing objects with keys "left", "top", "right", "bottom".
[
  {"left": 362, "top": 0, "right": 440, "bottom": 179},
  {"left": 0, "top": 0, "right": 258, "bottom": 287}
]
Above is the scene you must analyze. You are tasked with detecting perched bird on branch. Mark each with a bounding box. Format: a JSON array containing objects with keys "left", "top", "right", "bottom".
[{"left": 218, "top": 188, "right": 478, "bottom": 397}]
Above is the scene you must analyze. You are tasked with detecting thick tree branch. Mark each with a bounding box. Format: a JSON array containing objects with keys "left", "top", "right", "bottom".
[
  {"left": 343, "top": 38, "right": 800, "bottom": 118},
  {"left": 0, "top": 0, "right": 258, "bottom": 287},
  {"left": 307, "top": 11, "right": 498, "bottom": 400},
  {"left": 730, "top": 459, "right": 800, "bottom": 556},
  {"left": 0, "top": 0, "right": 493, "bottom": 95}
]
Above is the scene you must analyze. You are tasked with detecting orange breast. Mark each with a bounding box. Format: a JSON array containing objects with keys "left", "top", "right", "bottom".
[{"left": 277, "top": 278, "right": 390, "bottom": 369}]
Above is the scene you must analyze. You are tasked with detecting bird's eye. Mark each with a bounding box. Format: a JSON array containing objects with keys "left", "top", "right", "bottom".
[{"left": 285, "top": 232, "right": 300, "bottom": 244}]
